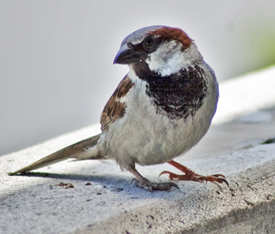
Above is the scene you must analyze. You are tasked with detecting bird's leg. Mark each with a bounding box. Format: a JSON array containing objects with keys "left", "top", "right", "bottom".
[
  {"left": 160, "top": 160, "right": 229, "bottom": 186},
  {"left": 128, "top": 165, "right": 179, "bottom": 192}
]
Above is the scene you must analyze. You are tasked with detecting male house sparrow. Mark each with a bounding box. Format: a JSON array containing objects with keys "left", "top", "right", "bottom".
[{"left": 10, "top": 25, "right": 228, "bottom": 191}]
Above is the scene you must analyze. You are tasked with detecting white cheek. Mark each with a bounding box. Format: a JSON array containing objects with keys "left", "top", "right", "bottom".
[{"left": 146, "top": 43, "right": 202, "bottom": 76}]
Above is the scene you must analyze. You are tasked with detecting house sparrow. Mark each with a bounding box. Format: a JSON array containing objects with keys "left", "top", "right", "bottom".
[{"left": 10, "top": 25, "right": 228, "bottom": 191}]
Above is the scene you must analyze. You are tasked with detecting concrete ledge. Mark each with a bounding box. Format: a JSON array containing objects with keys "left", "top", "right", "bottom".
[
  {"left": 1, "top": 67, "right": 275, "bottom": 233},
  {"left": 213, "top": 66, "right": 275, "bottom": 124}
]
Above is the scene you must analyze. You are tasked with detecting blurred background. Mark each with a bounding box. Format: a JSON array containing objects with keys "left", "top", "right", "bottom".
[{"left": 1, "top": 0, "right": 275, "bottom": 156}]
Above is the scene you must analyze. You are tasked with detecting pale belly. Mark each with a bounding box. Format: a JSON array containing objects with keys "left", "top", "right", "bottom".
[{"left": 103, "top": 79, "right": 217, "bottom": 169}]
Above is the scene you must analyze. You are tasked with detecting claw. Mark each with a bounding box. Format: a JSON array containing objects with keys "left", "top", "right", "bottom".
[
  {"left": 219, "top": 178, "right": 229, "bottom": 187},
  {"left": 211, "top": 174, "right": 226, "bottom": 179}
]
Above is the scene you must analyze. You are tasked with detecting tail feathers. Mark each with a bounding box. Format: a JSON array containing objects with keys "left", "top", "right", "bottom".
[{"left": 9, "top": 133, "right": 102, "bottom": 175}]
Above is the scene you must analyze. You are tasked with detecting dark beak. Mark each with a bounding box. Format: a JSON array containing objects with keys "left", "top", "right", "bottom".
[{"left": 113, "top": 43, "right": 143, "bottom": 65}]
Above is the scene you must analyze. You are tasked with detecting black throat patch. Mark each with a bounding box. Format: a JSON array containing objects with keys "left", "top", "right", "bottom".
[{"left": 133, "top": 64, "right": 208, "bottom": 120}]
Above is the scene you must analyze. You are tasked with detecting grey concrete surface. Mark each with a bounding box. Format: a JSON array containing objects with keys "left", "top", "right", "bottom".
[{"left": 1, "top": 67, "right": 275, "bottom": 233}]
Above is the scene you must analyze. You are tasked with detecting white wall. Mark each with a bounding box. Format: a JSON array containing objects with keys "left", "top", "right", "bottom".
[{"left": 1, "top": 0, "right": 275, "bottom": 156}]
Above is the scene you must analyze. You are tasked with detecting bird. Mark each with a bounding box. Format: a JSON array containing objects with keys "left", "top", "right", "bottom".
[{"left": 10, "top": 25, "right": 228, "bottom": 191}]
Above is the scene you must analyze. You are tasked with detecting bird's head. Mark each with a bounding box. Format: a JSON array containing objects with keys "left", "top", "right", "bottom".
[{"left": 113, "top": 25, "right": 203, "bottom": 77}]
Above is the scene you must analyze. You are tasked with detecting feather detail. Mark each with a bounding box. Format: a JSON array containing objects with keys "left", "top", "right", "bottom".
[
  {"left": 9, "top": 134, "right": 101, "bottom": 174},
  {"left": 100, "top": 75, "right": 134, "bottom": 131},
  {"left": 149, "top": 27, "right": 192, "bottom": 50}
]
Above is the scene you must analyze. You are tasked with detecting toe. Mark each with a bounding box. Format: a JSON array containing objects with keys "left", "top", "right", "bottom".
[
  {"left": 152, "top": 182, "right": 179, "bottom": 191},
  {"left": 218, "top": 177, "right": 229, "bottom": 187},
  {"left": 131, "top": 178, "right": 179, "bottom": 191},
  {"left": 159, "top": 171, "right": 183, "bottom": 180},
  {"left": 211, "top": 174, "right": 226, "bottom": 179},
  {"left": 131, "top": 178, "right": 153, "bottom": 192}
]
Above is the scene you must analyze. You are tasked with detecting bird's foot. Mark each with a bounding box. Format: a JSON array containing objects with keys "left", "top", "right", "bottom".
[
  {"left": 131, "top": 177, "right": 179, "bottom": 192},
  {"left": 159, "top": 160, "right": 229, "bottom": 187},
  {"left": 159, "top": 171, "right": 228, "bottom": 186}
]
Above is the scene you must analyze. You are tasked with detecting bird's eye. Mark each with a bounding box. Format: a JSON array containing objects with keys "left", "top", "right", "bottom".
[
  {"left": 143, "top": 35, "right": 154, "bottom": 48},
  {"left": 141, "top": 35, "right": 161, "bottom": 53}
]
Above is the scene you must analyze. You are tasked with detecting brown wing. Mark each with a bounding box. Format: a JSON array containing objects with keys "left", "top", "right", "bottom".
[{"left": 100, "top": 75, "right": 135, "bottom": 131}]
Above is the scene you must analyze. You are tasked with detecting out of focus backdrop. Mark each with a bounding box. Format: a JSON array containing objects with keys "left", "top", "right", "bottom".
[{"left": 1, "top": 0, "right": 275, "bottom": 156}]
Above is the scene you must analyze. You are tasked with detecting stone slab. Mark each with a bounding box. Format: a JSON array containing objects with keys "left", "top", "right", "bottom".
[{"left": 1, "top": 67, "right": 275, "bottom": 233}]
